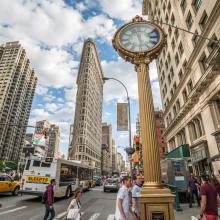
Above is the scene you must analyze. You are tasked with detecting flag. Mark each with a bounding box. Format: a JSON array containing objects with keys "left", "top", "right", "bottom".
[{"left": 33, "top": 133, "right": 44, "bottom": 145}]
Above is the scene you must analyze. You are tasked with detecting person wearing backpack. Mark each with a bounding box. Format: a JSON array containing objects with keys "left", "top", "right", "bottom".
[{"left": 43, "top": 179, "right": 56, "bottom": 220}]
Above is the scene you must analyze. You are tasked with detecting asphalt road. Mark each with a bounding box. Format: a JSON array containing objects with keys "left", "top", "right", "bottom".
[{"left": 0, "top": 186, "right": 117, "bottom": 220}]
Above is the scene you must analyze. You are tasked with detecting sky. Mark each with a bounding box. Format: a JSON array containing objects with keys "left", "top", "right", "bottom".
[{"left": 0, "top": 0, "right": 162, "bottom": 159}]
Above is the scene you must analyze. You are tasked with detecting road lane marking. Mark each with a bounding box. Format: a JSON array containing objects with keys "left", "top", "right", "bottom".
[
  {"left": 88, "top": 213, "right": 100, "bottom": 220},
  {"left": 0, "top": 206, "right": 27, "bottom": 215},
  {"left": 91, "top": 188, "right": 103, "bottom": 191},
  {"left": 107, "top": 214, "right": 115, "bottom": 220}
]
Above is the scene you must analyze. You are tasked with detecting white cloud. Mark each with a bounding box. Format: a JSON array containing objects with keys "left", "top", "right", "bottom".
[
  {"left": 35, "top": 84, "right": 49, "bottom": 95},
  {"left": 0, "top": 0, "right": 116, "bottom": 89},
  {"left": 102, "top": 58, "right": 161, "bottom": 107},
  {"left": 98, "top": 0, "right": 142, "bottom": 21}
]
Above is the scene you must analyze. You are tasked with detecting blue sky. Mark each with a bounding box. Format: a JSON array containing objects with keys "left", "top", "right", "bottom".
[{"left": 0, "top": 0, "right": 162, "bottom": 159}]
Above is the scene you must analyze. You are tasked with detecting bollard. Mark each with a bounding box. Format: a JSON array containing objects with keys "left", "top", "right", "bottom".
[{"left": 164, "top": 184, "right": 183, "bottom": 211}]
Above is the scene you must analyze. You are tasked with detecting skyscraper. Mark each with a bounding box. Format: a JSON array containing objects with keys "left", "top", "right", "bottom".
[
  {"left": 68, "top": 39, "right": 103, "bottom": 175},
  {"left": 0, "top": 41, "right": 37, "bottom": 162},
  {"left": 143, "top": 1, "right": 220, "bottom": 175}
]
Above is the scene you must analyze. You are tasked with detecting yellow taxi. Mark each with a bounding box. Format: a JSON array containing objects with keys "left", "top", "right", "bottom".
[{"left": 0, "top": 174, "right": 21, "bottom": 196}]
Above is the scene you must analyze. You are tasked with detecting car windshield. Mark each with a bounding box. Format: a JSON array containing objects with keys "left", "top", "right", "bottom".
[{"left": 107, "top": 179, "right": 117, "bottom": 184}]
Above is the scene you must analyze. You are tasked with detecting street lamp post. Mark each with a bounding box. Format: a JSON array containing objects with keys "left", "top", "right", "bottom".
[{"left": 102, "top": 77, "right": 133, "bottom": 176}]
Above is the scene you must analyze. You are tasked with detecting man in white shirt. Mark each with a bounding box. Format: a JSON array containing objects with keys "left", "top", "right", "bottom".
[
  {"left": 115, "top": 176, "right": 132, "bottom": 220},
  {"left": 132, "top": 174, "right": 144, "bottom": 220}
]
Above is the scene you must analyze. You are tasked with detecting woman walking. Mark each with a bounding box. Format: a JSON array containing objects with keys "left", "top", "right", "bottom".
[{"left": 65, "top": 187, "right": 82, "bottom": 220}]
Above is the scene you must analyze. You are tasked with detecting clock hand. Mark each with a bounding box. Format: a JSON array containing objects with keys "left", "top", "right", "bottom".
[{"left": 136, "top": 32, "right": 143, "bottom": 50}]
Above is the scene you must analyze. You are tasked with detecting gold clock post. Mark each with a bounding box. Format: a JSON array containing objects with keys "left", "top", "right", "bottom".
[
  {"left": 112, "top": 16, "right": 175, "bottom": 220},
  {"left": 137, "top": 62, "right": 175, "bottom": 220}
]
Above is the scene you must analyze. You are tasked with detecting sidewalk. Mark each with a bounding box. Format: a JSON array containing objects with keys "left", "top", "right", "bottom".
[{"left": 175, "top": 204, "right": 200, "bottom": 220}]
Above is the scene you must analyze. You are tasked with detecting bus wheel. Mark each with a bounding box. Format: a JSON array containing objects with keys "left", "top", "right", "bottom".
[{"left": 65, "top": 187, "right": 71, "bottom": 198}]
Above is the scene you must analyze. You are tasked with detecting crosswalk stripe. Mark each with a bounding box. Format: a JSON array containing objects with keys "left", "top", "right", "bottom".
[
  {"left": 107, "top": 214, "right": 115, "bottom": 220},
  {"left": 54, "top": 211, "right": 67, "bottom": 219},
  {"left": 0, "top": 206, "right": 27, "bottom": 215},
  {"left": 88, "top": 212, "right": 100, "bottom": 220},
  {"left": 54, "top": 211, "right": 84, "bottom": 220}
]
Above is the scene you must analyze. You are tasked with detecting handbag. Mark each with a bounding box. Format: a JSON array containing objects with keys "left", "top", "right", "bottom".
[{"left": 66, "top": 208, "right": 80, "bottom": 220}]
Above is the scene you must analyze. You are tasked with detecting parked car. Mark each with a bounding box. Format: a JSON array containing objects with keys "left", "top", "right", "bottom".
[
  {"left": 93, "top": 176, "right": 102, "bottom": 186},
  {"left": 0, "top": 174, "right": 21, "bottom": 196},
  {"left": 103, "top": 178, "right": 119, "bottom": 192}
]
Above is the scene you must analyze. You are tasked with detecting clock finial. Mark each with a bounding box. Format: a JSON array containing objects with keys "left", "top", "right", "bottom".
[{"left": 132, "top": 15, "right": 144, "bottom": 23}]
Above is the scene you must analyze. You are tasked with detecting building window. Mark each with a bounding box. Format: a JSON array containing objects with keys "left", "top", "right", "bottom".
[
  {"left": 171, "top": 38, "right": 175, "bottom": 50},
  {"left": 192, "top": 0, "right": 202, "bottom": 13},
  {"left": 168, "top": 26, "right": 172, "bottom": 36},
  {"left": 168, "top": 2, "right": 171, "bottom": 13},
  {"left": 199, "top": 11, "right": 208, "bottom": 31},
  {"left": 186, "top": 11, "right": 193, "bottom": 30},
  {"left": 165, "top": 60, "right": 168, "bottom": 70},
  {"left": 173, "top": 82, "right": 177, "bottom": 91},
  {"left": 208, "top": 34, "right": 218, "bottom": 53},
  {"left": 178, "top": 69, "right": 183, "bottom": 81},
  {"left": 175, "top": 53, "right": 179, "bottom": 66},
  {"left": 168, "top": 74, "right": 171, "bottom": 84},
  {"left": 168, "top": 53, "right": 171, "bottom": 63},
  {"left": 187, "top": 79, "right": 193, "bottom": 93},
  {"left": 176, "top": 99, "right": 181, "bottom": 112},
  {"left": 188, "top": 116, "right": 204, "bottom": 141},
  {"left": 199, "top": 53, "right": 208, "bottom": 72},
  {"left": 170, "top": 67, "right": 174, "bottom": 79},
  {"left": 170, "top": 89, "right": 174, "bottom": 97},
  {"left": 171, "top": 14, "right": 175, "bottom": 25},
  {"left": 173, "top": 105, "right": 177, "bottom": 116},
  {"left": 192, "top": 30, "right": 199, "bottom": 46},
  {"left": 180, "top": 0, "right": 187, "bottom": 13},
  {"left": 183, "top": 59, "right": 187, "bottom": 71},
  {"left": 165, "top": 14, "right": 169, "bottom": 23},
  {"left": 169, "top": 138, "right": 176, "bottom": 151},
  {"left": 182, "top": 88, "right": 188, "bottom": 103},
  {"left": 174, "top": 28, "right": 179, "bottom": 40},
  {"left": 178, "top": 42, "right": 184, "bottom": 57},
  {"left": 177, "top": 129, "right": 186, "bottom": 145}
]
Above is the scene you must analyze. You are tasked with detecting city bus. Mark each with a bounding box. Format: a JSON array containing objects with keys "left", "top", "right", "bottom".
[{"left": 20, "top": 156, "right": 94, "bottom": 198}]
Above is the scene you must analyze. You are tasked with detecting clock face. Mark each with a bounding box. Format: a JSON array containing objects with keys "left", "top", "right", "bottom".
[{"left": 119, "top": 23, "right": 160, "bottom": 52}]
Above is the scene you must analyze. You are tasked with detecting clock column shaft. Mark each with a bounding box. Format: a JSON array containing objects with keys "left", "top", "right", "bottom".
[{"left": 136, "top": 62, "right": 162, "bottom": 187}]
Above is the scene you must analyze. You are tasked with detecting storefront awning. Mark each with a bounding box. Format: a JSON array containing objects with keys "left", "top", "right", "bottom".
[{"left": 166, "top": 144, "right": 190, "bottom": 159}]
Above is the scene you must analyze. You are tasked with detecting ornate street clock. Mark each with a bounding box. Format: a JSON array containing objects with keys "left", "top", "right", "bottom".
[
  {"left": 112, "top": 16, "right": 174, "bottom": 220},
  {"left": 112, "top": 16, "right": 166, "bottom": 64}
]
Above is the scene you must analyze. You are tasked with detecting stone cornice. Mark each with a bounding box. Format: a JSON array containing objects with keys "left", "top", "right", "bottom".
[{"left": 164, "top": 56, "right": 220, "bottom": 136}]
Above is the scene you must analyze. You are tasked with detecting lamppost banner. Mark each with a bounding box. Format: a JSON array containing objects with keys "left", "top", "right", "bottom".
[{"left": 117, "top": 103, "right": 128, "bottom": 131}]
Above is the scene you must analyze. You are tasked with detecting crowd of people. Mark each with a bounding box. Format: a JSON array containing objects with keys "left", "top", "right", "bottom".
[{"left": 41, "top": 172, "right": 220, "bottom": 220}]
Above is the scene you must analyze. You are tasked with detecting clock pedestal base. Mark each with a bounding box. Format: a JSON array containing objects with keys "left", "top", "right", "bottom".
[
  {"left": 139, "top": 187, "right": 175, "bottom": 220},
  {"left": 136, "top": 63, "right": 175, "bottom": 220}
]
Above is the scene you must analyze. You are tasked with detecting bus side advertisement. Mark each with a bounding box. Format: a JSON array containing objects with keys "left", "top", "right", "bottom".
[{"left": 26, "top": 176, "right": 51, "bottom": 184}]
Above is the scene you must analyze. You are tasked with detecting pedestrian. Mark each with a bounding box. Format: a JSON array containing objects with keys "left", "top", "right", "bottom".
[
  {"left": 65, "top": 187, "right": 82, "bottom": 220},
  {"left": 131, "top": 174, "right": 144, "bottom": 220},
  {"left": 198, "top": 174, "right": 218, "bottom": 220},
  {"left": 188, "top": 173, "right": 200, "bottom": 208},
  {"left": 43, "top": 179, "right": 56, "bottom": 220},
  {"left": 115, "top": 176, "right": 132, "bottom": 220}
]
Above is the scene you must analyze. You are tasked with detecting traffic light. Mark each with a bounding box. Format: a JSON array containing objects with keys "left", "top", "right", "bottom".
[
  {"left": 44, "top": 129, "right": 49, "bottom": 139},
  {"left": 134, "top": 135, "right": 140, "bottom": 151}
]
